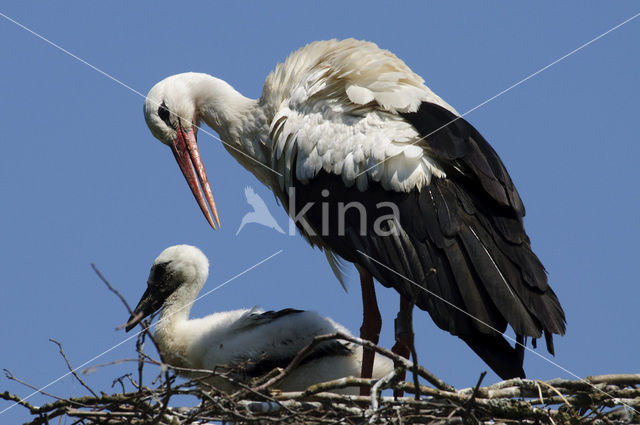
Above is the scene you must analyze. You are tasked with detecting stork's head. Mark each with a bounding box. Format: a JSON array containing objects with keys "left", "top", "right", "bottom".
[
  {"left": 144, "top": 74, "right": 220, "bottom": 229},
  {"left": 125, "top": 245, "right": 209, "bottom": 332}
]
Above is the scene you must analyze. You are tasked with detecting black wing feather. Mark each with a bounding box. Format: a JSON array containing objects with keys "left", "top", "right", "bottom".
[
  {"left": 233, "top": 308, "right": 304, "bottom": 332},
  {"left": 233, "top": 309, "right": 353, "bottom": 378},
  {"left": 284, "top": 101, "right": 565, "bottom": 380},
  {"left": 460, "top": 333, "right": 526, "bottom": 379},
  {"left": 402, "top": 102, "right": 523, "bottom": 213},
  {"left": 240, "top": 339, "right": 353, "bottom": 378}
]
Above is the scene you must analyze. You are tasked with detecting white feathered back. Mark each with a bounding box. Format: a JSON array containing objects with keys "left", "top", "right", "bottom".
[
  {"left": 263, "top": 39, "right": 454, "bottom": 192},
  {"left": 263, "top": 39, "right": 456, "bottom": 115}
]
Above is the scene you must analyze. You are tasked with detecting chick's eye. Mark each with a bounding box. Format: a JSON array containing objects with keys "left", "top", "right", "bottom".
[{"left": 158, "top": 102, "right": 175, "bottom": 129}]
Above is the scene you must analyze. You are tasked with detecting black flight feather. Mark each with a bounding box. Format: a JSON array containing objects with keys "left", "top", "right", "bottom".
[{"left": 279, "top": 101, "right": 565, "bottom": 380}]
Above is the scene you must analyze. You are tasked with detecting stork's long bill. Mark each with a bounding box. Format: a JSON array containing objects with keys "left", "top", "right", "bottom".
[{"left": 171, "top": 122, "right": 220, "bottom": 230}]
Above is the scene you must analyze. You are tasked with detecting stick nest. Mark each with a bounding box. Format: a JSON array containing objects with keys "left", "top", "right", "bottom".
[
  {"left": 3, "top": 265, "right": 638, "bottom": 424},
  {"left": 2, "top": 336, "right": 639, "bottom": 425}
]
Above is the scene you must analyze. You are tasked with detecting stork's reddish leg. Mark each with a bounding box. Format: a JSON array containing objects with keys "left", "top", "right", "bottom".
[
  {"left": 392, "top": 296, "right": 413, "bottom": 397},
  {"left": 358, "top": 269, "right": 381, "bottom": 396}
]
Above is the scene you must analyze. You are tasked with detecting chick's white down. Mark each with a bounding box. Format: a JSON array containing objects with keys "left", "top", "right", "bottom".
[{"left": 130, "top": 245, "right": 393, "bottom": 394}]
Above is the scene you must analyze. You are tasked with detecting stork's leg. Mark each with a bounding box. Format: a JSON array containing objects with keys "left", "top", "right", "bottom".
[
  {"left": 392, "top": 296, "right": 414, "bottom": 398},
  {"left": 358, "top": 269, "right": 381, "bottom": 396}
]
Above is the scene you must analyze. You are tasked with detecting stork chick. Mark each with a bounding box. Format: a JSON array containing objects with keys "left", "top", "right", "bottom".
[{"left": 125, "top": 245, "right": 393, "bottom": 394}]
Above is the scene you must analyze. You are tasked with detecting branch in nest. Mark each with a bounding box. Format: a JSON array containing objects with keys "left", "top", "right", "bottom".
[
  {"left": 252, "top": 331, "right": 454, "bottom": 394},
  {"left": 49, "top": 338, "right": 98, "bottom": 398},
  {"left": 3, "top": 373, "right": 640, "bottom": 424}
]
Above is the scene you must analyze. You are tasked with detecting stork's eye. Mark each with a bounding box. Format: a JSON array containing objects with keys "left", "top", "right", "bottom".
[{"left": 158, "top": 102, "right": 176, "bottom": 129}]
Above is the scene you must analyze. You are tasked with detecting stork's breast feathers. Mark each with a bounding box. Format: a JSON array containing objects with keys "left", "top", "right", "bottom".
[
  {"left": 264, "top": 39, "right": 459, "bottom": 193},
  {"left": 269, "top": 100, "right": 446, "bottom": 193}
]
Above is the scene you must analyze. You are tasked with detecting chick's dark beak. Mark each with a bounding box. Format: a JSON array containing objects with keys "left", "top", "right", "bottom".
[{"left": 125, "top": 286, "right": 164, "bottom": 332}]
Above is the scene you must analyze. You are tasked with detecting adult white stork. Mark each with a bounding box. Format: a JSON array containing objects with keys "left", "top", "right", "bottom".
[
  {"left": 143, "top": 39, "right": 566, "bottom": 382},
  {"left": 125, "top": 244, "right": 394, "bottom": 394}
]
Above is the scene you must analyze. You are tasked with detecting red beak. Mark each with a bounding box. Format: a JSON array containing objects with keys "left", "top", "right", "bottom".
[{"left": 171, "top": 123, "right": 221, "bottom": 230}]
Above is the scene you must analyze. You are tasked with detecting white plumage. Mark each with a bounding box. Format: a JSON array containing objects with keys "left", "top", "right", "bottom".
[
  {"left": 144, "top": 39, "right": 452, "bottom": 199},
  {"left": 265, "top": 39, "right": 453, "bottom": 192},
  {"left": 125, "top": 245, "right": 394, "bottom": 394}
]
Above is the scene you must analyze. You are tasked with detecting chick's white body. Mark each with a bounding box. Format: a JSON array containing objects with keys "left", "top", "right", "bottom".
[{"left": 142, "top": 245, "right": 393, "bottom": 394}]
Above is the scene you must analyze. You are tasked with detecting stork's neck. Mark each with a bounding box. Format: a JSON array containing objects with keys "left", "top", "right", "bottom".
[
  {"left": 189, "top": 74, "right": 275, "bottom": 186},
  {"left": 153, "top": 281, "right": 202, "bottom": 368}
]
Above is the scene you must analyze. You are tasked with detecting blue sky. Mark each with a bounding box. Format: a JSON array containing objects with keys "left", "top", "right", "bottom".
[{"left": 1, "top": 2, "right": 639, "bottom": 422}]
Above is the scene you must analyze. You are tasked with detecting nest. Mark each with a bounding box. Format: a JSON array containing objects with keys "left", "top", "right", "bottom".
[
  {"left": 2, "top": 331, "right": 639, "bottom": 425},
  {"left": 3, "top": 266, "right": 638, "bottom": 424}
]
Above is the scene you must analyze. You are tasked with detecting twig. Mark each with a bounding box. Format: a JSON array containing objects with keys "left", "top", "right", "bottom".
[
  {"left": 49, "top": 338, "right": 98, "bottom": 397},
  {"left": 91, "top": 262, "right": 132, "bottom": 314},
  {"left": 0, "top": 391, "right": 39, "bottom": 414},
  {"left": 300, "top": 377, "right": 377, "bottom": 397},
  {"left": 461, "top": 371, "right": 486, "bottom": 424},
  {"left": 587, "top": 374, "right": 640, "bottom": 386},
  {"left": 82, "top": 358, "right": 143, "bottom": 375},
  {"left": 369, "top": 367, "right": 403, "bottom": 422},
  {"left": 253, "top": 332, "right": 454, "bottom": 393},
  {"left": 3, "top": 369, "right": 67, "bottom": 403},
  {"left": 135, "top": 323, "right": 147, "bottom": 392},
  {"left": 468, "top": 371, "right": 487, "bottom": 404},
  {"left": 112, "top": 373, "right": 130, "bottom": 393}
]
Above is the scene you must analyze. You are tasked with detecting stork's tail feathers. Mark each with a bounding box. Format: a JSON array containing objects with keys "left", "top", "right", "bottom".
[{"left": 459, "top": 334, "right": 525, "bottom": 380}]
